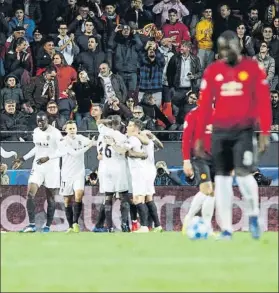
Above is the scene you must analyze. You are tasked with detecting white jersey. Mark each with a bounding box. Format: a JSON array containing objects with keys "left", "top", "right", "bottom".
[
  {"left": 27, "top": 126, "right": 62, "bottom": 170},
  {"left": 98, "top": 124, "right": 127, "bottom": 166},
  {"left": 58, "top": 134, "right": 91, "bottom": 179},
  {"left": 144, "top": 140, "right": 155, "bottom": 167},
  {"left": 125, "top": 136, "right": 146, "bottom": 170}
]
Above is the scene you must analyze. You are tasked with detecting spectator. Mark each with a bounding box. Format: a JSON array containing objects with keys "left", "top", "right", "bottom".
[
  {"left": 162, "top": 8, "right": 191, "bottom": 51},
  {"left": 245, "top": 7, "right": 263, "bottom": 38},
  {"left": 0, "top": 163, "right": 9, "bottom": 185},
  {"left": 253, "top": 41, "right": 275, "bottom": 86},
  {"left": 139, "top": 92, "right": 174, "bottom": 130},
  {"left": 72, "top": 70, "right": 96, "bottom": 127},
  {"left": 74, "top": 36, "right": 106, "bottom": 82},
  {"left": 54, "top": 23, "right": 80, "bottom": 65},
  {"left": 30, "top": 29, "right": 43, "bottom": 74},
  {"left": 195, "top": 6, "right": 214, "bottom": 71},
  {"left": 108, "top": 25, "right": 143, "bottom": 91},
  {"left": 36, "top": 37, "right": 56, "bottom": 73},
  {"left": 0, "top": 8, "right": 10, "bottom": 44},
  {"left": 152, "top": 0, "right": 189, "bottom": 27},
  {"left": 0, "top": 75, "right": 24, "bottom": 110},
  {"left": 76, "top": 19, "right": 101, "bottom": 52},
  {"left": 68, "top": 4, "right": 103, "bottom": 35},
  {"left": 272, "top": 17, "right": 279, "bottom": 40},
  {"left": 16, "top": 0, "right": 42, "bottom": 25},
  {"left": 96, "top": 62, "right": 127, "bottom": 103},
  {"left": 46, "top": 100, "right": 67, "bottom": 130},
  {"left": 4, "top": 37, "right": 33, "bottom": 84},
  {"left": 265, "top": 0, "right": 279, "bottom": 25},
  {"left": 9, "top": 6, "right": 35, "bottom": 43},
  {"left": 0, "top": 0, "right": 13, "bottom": 19},
  {"left": 236, "top": 22, "right": 255, "bottom": 56},
  {"left": 132, "top": 105, "right": 156, "bottom": 130},
  {"left": 271, "top": 90, "right": 279, "bottom": 141},
  {"left": 60, "top": 0, "right": 80, "bottom": 25},
  {"left": 167, "top": 40, "right": 202, "bottom": 116},
  {"left": 52, "top": 52, "right": 77, "bottom": 95},
  {"left": 138, "top": 42, "right": 165, "bottom": 107},
  {"left": 176, "top": 90, "right": 198, "bottom": 125},
  {"left": 23, "top": 65, "right": 59, "bottom": 111},
  {"left": 103, "top": 97, "right": 132, "bottom": 121},
  {"left": 79, "top": 103, "right": 102, "bottom": 131},
  {"left": 0, "top": 99, "right": 29, "bottom": 141},
  {"left": 124, "top": 0, "right": 153, "bottom": 29},
  {"left": 4, "top": 26, "right": 30, "bottom": 55},
  {"left": 125, "top": 96, "right": 136, "bottom": 112}
]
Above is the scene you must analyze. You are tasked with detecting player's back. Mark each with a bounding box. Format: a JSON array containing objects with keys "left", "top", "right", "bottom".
[
  {"left": 33, "top": 126, "right": 62, "bottom": 168},
  {"left": 203, "top": 57, "right": 267, "bottom": 130},
  {"left": 60, "top": 134, "right": 90, "bottom": 178}
]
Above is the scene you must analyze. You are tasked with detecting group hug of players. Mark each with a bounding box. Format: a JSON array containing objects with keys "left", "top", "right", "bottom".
[{"left": 2, "top": 30, "right": 272, "bottom": 239}]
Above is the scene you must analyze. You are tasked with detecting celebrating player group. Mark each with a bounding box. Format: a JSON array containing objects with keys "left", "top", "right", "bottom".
[{"left": 8, "top": 29, "right": 272, "bottom": 238}]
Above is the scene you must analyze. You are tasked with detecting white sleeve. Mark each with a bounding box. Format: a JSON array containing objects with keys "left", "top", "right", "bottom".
[
  {"left": 98, "top": 124, "right": 114, "bottom": 136},
  {"left": 80, "top": 135, "right": 91, "bottom": 146},
  {"left": 0, "top": 147, "right": 17, "bottom": 158},
  {"left": 124, "top": 137, "right": 137, "bottom": 150},
  {"left": 23, "top": 147, "right": 37, "bottom": 161}
]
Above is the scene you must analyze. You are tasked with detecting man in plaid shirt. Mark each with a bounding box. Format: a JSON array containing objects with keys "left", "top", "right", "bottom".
[{"left": 138, "top": 41, "right": 165, "bottom": 107}]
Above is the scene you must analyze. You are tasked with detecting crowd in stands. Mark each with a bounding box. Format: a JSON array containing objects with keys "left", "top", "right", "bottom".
[{"left": 0, "top": 0, "right": 278, "bottom": 142}]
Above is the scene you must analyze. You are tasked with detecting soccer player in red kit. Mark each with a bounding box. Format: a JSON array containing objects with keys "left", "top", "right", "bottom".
[
  {"left": 195, "top": 31, "right": 272, "bottom": 240},
  {"left": 182, "top": 105, "right": 215, "bottom": 233}
]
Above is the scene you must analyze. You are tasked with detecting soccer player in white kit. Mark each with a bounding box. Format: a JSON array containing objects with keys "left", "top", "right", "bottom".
[
  {"left": 12, "top": 112, "right": 62, "bottom": 233},
  {"left": 139, "top": 130, "right": 163, "bottom": 232},
  {"left": 37, "top": 120, "right": 96, "bottom": 233},
  {"left": 97, "top": 116, "right": 130, "bottom": 232}
]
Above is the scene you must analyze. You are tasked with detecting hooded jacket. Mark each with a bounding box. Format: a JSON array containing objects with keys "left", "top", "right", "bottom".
[{"left": 0, "top": 75, "right": 25, "bottom": 109}]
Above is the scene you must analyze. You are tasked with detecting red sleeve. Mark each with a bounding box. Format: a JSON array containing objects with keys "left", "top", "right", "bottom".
[
  {"left": 195, "top": 66, "right": 215, "bottom": 140},
  {"left": 254, "top": 63, "right": 272, "bottom": 135},
  {"left": 182, "top": 25, "right": 191, "bottom": 41},
  {"left": 182, "top": 109, "right": 196, "bottom": 160}
]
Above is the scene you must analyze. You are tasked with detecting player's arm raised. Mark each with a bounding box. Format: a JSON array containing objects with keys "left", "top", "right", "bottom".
[
  {"left": 182, "top": 110, "right": 195, "bottom": 177},
  {"left": 135, "top": 132, "right": 150, "bottom": 145},
  {"left": 142, "top": 130, "right": 164, "bottom": 150},
  {"left": 254, "top": 64, "right": 272, "bottom": 153},
  {"left": 194, "top": 69, "right": 215, "bottom": 156}
]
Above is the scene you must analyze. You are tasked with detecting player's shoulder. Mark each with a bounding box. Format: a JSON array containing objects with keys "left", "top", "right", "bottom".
[
  {"left": 185, "top": 107, "right": 198, "bottom": 119},
  {"left": 204, "top": 60, "right": 225, "bottom": 74},
  {"left": 241, "top": 57, "right": 264, "bottom": 71}
]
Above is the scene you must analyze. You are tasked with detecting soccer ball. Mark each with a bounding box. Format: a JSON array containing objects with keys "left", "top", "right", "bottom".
[{"left": 186, "top": 216, "right": 209, "bottom": 240}]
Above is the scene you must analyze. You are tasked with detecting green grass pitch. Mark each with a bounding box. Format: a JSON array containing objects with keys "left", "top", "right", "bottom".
[{"left": 1, "top": 232, "right": 278, "bottom": 292}]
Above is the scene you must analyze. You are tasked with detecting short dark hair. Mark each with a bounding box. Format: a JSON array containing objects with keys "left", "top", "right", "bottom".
[
  {"left": 5, "top": 99, "right": 16, "bottom": 105},
  {"left": 65, "top": 120, "right": 77, "bottom": 126},
  {"left": 168, "top": 8, "right": 177, "bottom": 14},
  {"left": 181, "top": 40, "right": 192, "bottom": 48},
  {"left": 271, "top": 90, "right": 279, "bottom": 96},
  {"left": 47, "top": 101, "right": 57, "bottom": 107},
  {"left": 130, "top": 118, "right": 143, "bottom": 131},
  {"left": 59, "top": 22, "right": 68, "bottom": 28},
  {"left": 44, "top": 65, "right": 57, "bottom": 74}
]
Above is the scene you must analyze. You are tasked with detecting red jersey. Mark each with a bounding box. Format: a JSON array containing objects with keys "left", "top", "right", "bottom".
[
  {"left": 182, "top": 107, "right": 213, "bottom": 161},
  {"left": 196, "top": 57, "right": 272, "bottom": 139}
]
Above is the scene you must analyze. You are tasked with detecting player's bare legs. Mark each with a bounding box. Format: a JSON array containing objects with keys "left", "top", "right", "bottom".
[
  {"left": 72, "top": 190, "right": 84, "bottom": 232},
  {"left": 133, "top": 195, "right": 149, "bottom": 233},
  {"left": 145, "top": 195, "right": 162, "bottom": 232},
  {"left": 64, "top": 195, "right": 74, "bottom": 232},
  {"left": 20, "top": 183, "right": 39, "bottom": 232}
]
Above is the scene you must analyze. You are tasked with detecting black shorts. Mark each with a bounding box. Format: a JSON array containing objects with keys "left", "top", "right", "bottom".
[
  {"left": 212, "top": 127, "right": 257, "bottom": 175},
  {"left": 191, "top": 156, "right": 215, "bottom": 186}
]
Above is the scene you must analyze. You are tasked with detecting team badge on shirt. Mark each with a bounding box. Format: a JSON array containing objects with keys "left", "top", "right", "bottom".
[
  {"left": 46, "top": 135, "right": 50, "bottom": 141},
  {"left": 238, "top": 71, "right": 249, "bottom": 81},
  {"left": 201, "top": 173, "right": 207, "bottom": 180}
]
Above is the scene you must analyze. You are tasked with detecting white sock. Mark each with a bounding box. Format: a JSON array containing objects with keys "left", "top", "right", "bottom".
[
  {"left": 215, "top": 175, "right": 234, "bottom": 233},
  {"left": 184, "top": 191, "right": 206, "bottom": 225},
  {"left": 237, "top": 175, "right": 259, "bottom": 216},
  {"left": 202, "top": 196, "right": 215, "bottom": 229}
]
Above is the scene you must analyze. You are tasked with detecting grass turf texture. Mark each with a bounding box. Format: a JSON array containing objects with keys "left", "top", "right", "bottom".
[{"left": 1, "top": 232, "right": 278, "bottom": 292}]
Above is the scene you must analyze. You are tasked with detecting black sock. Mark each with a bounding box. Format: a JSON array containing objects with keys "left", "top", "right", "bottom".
[
  {"left": 65, "top": 206, "right": 73, "bottom": 228},
  {"left": 136, "top": 203, "right": 148, "bottom": 227},
  {"left": 146, "top": 201, "right": 160, "bottom": 227},
  {"left": 27, "top": 193, "right": 36, "bottom": 224},
  {"left": 95, "top": 203, "right": 105, "bottom": 228},
  {"left": 130, "top": 204, "right": 138, "bottom": 221},
  {"left": 104, "top": 200, "right": 113, "bottom": 229},
  {"left": 46, "top": 196, "right": 56, "bottom": 227},
  {"left": 148, "top": 213, "right": 153, "bottom": 228},
  {"left": 73, "top": 201, "right": 82, "bottom": 224},
  {"left": 120, "top": 192, "right": 130, "bottom": 225}
]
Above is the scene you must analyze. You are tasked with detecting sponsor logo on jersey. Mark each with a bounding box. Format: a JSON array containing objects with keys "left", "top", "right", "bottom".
[
  {"left": 201, "top": 173, "right": 207, "bottom": 180},
  {"left": 215, "top": 74, "right": 224, "bottom": 81},
  {"left": 220, "top": 81, "right": 243, "bottom": 96},
  {"left": 238, "top": 71, "right": 249, "bottom": 81},
  {"left": 46, "top": 135, "right": 50, "bottom": 141}
]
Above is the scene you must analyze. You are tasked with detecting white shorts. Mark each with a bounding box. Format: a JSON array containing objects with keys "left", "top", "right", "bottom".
[
  {"left": 60, "top": 175, "right": 85, "bottom": 196},
  {"left": 103, "top": 161, "right": 129, "bottom": 193},
  {"left": 28, "top": 166, "right": 60, "bottom": 189},
  {"left": 145, "top": 166, "right": 156, "bottom": 196},
  {"left": 130, "top": 167, "right": 147, "bottom": 196}
]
